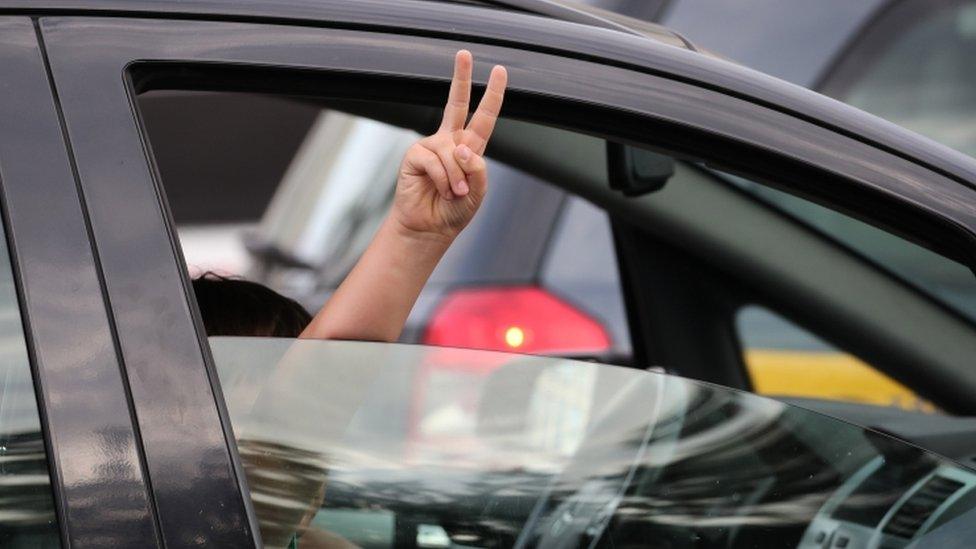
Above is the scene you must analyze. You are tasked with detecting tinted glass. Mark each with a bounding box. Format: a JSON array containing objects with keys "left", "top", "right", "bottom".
[
  {"left": 213, "top": 338, "right": 975, "bottom": 548},
  {"left": 737, "top": 305, "right": 935, "bottom": 412},
  {"left": 0, "top": 223, "right": 59, "bottom": 545},
  {"left": 726, "top": 172, "right": 976, "bottom": 322}
]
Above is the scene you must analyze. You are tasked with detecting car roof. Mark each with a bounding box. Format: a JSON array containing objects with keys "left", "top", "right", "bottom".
[
  {"left": 475, "top": 0, "right": 698, "bottom": 48},
  {"left": 7, "top": 0, "right": 976, "bottom": 189},
  {"left": 4, "top": 0, "right": 697, "bottom": 49}
]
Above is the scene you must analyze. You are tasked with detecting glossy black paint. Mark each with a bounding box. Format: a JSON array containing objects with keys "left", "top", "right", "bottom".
[
  {"left": 5, "top": 0, "right": 976, "bottom": 186},
  {"left": 0, "top": 17, "right": 159, "bottom": 547},
  {"left": 37, "top": 19, "right": 259, "bottom": 546}
]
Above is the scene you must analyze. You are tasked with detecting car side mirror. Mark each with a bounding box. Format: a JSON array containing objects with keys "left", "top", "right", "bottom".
[{"left": 607, "top": 142, "right": 674, "bottom": 196}]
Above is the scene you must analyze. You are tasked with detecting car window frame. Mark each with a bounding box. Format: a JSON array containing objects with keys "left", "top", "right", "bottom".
[
  {"left": 0, "top": 17, "right": 159, "bottom": 546},
  {"left": 36, "top": 12, "right": 976, "bottom": 544}
]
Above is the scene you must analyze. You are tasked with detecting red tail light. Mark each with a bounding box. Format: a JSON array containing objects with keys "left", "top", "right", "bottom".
[{"left": 422, "top": 286, "right": 611, "bottom": 355}]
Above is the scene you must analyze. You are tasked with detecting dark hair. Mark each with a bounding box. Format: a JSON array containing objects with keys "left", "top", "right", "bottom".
[{"left": 191, "top": 272, "right": 312, "bottom": 338}]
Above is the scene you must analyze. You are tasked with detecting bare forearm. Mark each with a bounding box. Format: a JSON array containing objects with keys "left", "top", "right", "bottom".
[
  {"left": 300, "top": 51, "right": 505, "bottom": 342},
  {"left": 300, "top": 215, "right": 452, "bottom": 342}
]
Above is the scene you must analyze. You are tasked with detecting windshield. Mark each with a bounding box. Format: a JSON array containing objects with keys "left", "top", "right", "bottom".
[{"left": 212, "top": 338, "right": 976, "bottom": 548}]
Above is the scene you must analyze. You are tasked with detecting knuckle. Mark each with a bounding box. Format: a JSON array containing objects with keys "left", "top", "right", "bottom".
[{"left": 410, "top": 142, "right": 431, "bottom": 157}]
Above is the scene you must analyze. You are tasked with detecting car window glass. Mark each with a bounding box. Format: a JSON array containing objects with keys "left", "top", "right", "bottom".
[
  {"left": 821, "top": 0, "right": 976, "bottom": 159},
  {"left": 737, "top": 305, "right": 936, "bottom": 412},
  {"left": 0, "top": 220, "right": 59, "bottom": 545},
  {"left": 677, "top": 160, "right": 976, "bottom": 411},
  {"left": 726, "top": 172, "right": 976, "bottom": 322},
  {"left": 211, "top": 337, "right": 976, "bottom": 548}
]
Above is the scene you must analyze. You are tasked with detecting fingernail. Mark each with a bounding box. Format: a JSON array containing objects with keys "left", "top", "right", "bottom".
[
  {"left": 457, "top": 179, "right": 469, "bottom": 195},
  {"left": 456, "top": 145, "right": 471, "bottom": 161}
]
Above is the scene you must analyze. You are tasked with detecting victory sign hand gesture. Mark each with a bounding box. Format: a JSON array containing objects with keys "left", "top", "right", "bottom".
[{"left": 392, "top": 50, "right": 508, "bottom": 240}]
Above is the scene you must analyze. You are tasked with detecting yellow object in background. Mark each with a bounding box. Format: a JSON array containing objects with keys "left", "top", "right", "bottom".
[{"left": 745, "top": 350, "right": 936, "bottom": 413}]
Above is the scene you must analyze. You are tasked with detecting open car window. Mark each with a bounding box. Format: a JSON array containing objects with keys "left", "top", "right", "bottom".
[{"left": 212, "top": 337, "right": 976, "bottom": 549}]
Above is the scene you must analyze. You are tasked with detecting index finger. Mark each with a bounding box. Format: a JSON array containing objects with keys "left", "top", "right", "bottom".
[
  {"left": 439, "top": 50, "right": 473, "bottom": 132},
  {"left": 464, "top": 65, "right": 508, "bottom": 154}
]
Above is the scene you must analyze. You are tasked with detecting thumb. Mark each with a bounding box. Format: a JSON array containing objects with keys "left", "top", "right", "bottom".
[{"left": 453, "top": 144, "right": 488, "bottom": 198}]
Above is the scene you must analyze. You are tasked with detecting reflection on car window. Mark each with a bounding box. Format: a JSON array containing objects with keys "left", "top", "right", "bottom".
[
  {"left": 212, "top": 337, "right": 974, "bottom": 548},
  {"left": 0, "top": 225, "right": 59, "bottom": 545},
  {"left": 738, "top": 305, "right": 935, "bottom": 412},
  {"left": 822, "top": 0, "right": 976, "bottom": 158}
]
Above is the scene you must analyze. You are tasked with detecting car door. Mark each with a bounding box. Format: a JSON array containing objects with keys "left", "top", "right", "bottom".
[
  {"left": 0, "top": 17, "right": 158, "bottom": 546},
  {"left": 36, "top": 1, "right": 976, "bottom": 545}
]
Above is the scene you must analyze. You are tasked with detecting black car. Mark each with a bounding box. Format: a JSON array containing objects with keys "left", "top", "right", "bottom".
[{"left": 2, "top": 0, "right": 976, "bottom": 547}]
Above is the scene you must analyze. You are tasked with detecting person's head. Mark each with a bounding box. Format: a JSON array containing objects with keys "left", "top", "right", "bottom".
[{"left": 191, "top": 272, "right": 312, "bottom": 337}]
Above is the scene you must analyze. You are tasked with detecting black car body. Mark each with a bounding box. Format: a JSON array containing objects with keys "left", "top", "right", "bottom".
[{"left": 1, "top": 0, "right": 976, "bottom": 547}]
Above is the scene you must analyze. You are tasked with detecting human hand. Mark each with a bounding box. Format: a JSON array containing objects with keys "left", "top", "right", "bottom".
[{"left": 392, "top": 50, "right": 508, "bottom": 241}]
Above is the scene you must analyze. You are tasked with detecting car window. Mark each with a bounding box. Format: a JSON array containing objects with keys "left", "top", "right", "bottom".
[
  {"left": 684, "top": 161, "right": 976, "bottom": 410},
  {"left": 211, "top": 337, "right": 976, "bottom": 548},
  {"left": 724, "top": 170, "right": 976, "bottom": 320},
  {"left": 140, "top": 90, "right": 320, "bottom": 275},
  {"left": 820, "top": 0, "right": 976, "bottom": 159},
  {"left": 140, "top": 91, "right": 630, "bottom": 363},
  {"left": 723, "top": 174, "right": 976, "bottom": 406},
  {"left": 738, "top": 305, "right": 935, "bottom": 412},
  {"left": 0, "top": 221, "right": 59, "bottom": 545}
]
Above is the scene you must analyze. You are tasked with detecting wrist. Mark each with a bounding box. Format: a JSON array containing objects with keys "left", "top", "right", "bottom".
[{"left": 384, "top": 214, "right": 456, "bottom": 254}]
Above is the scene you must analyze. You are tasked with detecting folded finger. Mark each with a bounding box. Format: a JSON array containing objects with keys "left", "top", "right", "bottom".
[
  {"left": 434, "top": 144, "right": 468, "bottom": 197},
  {"left": 417, "top": 146, "right": 453, "bottom": 200},
  {"left": 407, "top": 143, "right": 453, "bottom": 200},
  {"left": 454, "top": 144, "right": 488, "bottom": 198}
]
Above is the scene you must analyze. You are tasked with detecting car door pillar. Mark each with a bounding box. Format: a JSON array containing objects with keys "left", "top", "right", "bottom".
[{"left": 0, "top": 17, "right": 160, "bottom": 547}]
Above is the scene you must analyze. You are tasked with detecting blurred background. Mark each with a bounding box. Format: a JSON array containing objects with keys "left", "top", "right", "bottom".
[{"left": 138, "top": 0, "right": 976, "bottom": 411}]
